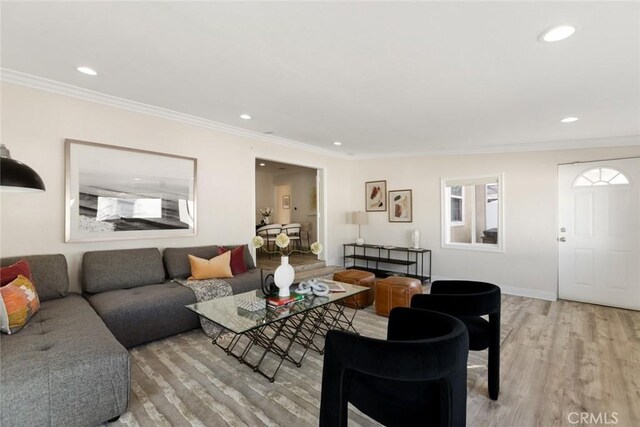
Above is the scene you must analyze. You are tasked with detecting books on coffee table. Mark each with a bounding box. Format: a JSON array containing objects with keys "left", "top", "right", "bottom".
[
  {"left": 317, "top": 279, "right": 346, "bottom": 293},
  {"left": 266, "top": 293, "right": 305, "bottom": 306}
]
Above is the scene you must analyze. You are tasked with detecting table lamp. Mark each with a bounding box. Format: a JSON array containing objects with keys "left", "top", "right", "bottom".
[{"left": 352, "top": 211, "right": 368, "bottom": 245}]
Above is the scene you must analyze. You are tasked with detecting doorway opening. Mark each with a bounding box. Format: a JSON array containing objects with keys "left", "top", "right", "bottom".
[{"left": 255, "top": 158, "right": 323, "bottom": 270}]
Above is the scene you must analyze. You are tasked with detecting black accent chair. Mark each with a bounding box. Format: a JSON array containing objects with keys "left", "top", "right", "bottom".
[
  {"left": 319, "top": 307, "right": 469, "bottom": 427},
  {"left": 411, "top": 280, "right": 501, "bottom": 400}
]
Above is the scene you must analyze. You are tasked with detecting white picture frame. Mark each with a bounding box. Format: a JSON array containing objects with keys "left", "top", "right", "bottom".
[{"left": 65, "top": 139, "right": 197, "bottom": 242}]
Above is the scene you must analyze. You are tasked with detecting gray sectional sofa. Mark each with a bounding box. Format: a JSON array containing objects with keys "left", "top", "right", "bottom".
[
  {"left": 82, "top": 245, "right": 262, "bottom": 348},
  {"left": 1, "top": 244, "right": 262, "bottom": 426},
  {"left": 0, "top": 254, "right": 130, "bottom": 427}
]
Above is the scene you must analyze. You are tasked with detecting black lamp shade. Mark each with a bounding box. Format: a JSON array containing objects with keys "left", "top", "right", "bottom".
[{"left": 1, "top": 157, "right": 46, "bottom": 192}]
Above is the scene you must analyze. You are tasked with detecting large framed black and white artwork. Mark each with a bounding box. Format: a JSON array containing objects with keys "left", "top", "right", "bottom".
[{"left": 65, "top": 139, "right": 197, "bottom": 242}]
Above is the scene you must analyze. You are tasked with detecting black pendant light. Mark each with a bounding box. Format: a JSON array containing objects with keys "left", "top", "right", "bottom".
[{"left": 0, "top": 144, "right": 46, "bottom": 192}]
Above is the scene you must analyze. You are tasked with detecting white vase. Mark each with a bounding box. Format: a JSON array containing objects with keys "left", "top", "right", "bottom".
[
  {"left": 412, "top": 229, "right": 420, "bottom": 249},
  {"left": 263, "top": 216, "right": 270, "bottom": 225},
  {"left": 274, "top": 256, "right": 294, "bottom": 297}
]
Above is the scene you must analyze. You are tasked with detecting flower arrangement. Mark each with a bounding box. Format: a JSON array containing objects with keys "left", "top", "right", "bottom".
[
  {"left": 252, "top": 233, "right": 323, "bottom": 257},
  {"left": 258, "top": 207, "right": 272, "bottom": 218}
]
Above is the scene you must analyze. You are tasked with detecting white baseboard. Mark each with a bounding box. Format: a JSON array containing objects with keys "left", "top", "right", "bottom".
[
  {"left": 499, "top": 285, "right": 557, "bottom": 302},
  {"left": 429, "top": 276, "right": 557, "bottom": 302}
]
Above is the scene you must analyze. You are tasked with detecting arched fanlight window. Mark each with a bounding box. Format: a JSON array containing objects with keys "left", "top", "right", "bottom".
[{"left": 573, "top": 167, "right": 630, "bottom": 187}]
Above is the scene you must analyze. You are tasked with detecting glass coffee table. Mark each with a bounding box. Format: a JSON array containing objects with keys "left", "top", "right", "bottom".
[{"left": 186, "top": 282, "right": 368, "bottom": 382}]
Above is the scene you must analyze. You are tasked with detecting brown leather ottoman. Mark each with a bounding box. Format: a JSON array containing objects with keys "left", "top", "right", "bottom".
[
  {"left": 333, "top": 269, "right": 376, "bottom": 309},
  {"left": 374, "top": 276, "right": 423, "bottom": 317}
]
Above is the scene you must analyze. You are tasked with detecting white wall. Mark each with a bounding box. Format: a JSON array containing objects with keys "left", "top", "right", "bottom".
[
  {"left": 254, "top": 170, "right": 273, "bottom": 224},
  {"left": 0, "top": 83, "right": 352, "bottom": 292},
  {"left": 348, "top": 145, "right": 640, "bottom": 300}
]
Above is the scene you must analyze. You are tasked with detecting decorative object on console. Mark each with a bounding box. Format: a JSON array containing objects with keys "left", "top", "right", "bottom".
[
  {"left": 388, "top": 189, "right": 413, "bottom": 222},
  {"left": 252, "top": 233, "right": 323, "bottom": 297},
  {"left": 411, "top": 229, "right": 420, "bottom": 249},
  {"left": 351, "top": 211, "right": 368, "bottom": 245},
  {"left": 259, "top": 207, "right": 272, "bottom": 225},
  {"left": 0, "top": 144, "right": 46, "bottom": 192},
  {"left": 65, "top": 139, "right": 196, "bottom": 242},
  {"left": 0, "top": 274, "right": 41, "bottom": 334},
  {"left": 187, "top": 252, "right": 233, "bottom": 279},
  {"left": 365, "top": 180, "right": 386, "bottom": 211}
]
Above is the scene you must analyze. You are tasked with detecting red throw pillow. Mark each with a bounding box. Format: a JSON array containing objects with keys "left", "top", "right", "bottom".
[
  {"left": 0, "top": 260, "right": 34, "bottom": 287},
  {"left": 218, "top": 245, "right": 248, "bottom": 275}
]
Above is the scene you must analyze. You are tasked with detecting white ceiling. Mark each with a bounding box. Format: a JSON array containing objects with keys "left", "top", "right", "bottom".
[
  {"left": 256, "top": 159, "right": 315, "bottom": 176},
  {"left": 2, "top": 1, "right": 639, "bottom": 157}
]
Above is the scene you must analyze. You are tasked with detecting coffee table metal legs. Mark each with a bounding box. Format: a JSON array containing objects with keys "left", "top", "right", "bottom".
[{"left": 211, "top": 302, "right": 361, "bottom": 382}]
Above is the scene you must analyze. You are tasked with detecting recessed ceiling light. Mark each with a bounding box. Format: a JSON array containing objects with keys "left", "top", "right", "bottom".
[
  {"left": 561, "top": 117, "right": 579, "bottom": 123},
  {"left": 76, "top": 66, "right": 97, "bottom": 76},
  {"left": 240, "top": 114, "right": 252, "bottom": 120},
  {"left": 259, "top": 162, "right": 265, "bottom": 167},
  {"left": 333, "top": 141, "right": 342, "bottom": 146},
  {"left": 539, "top": 25, "right": 576, "bottom": 42}
]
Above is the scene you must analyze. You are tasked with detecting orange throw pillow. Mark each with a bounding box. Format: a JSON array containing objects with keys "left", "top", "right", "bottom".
[
  {"left": 188, "top": 251, "right": 233, "bottom": 280},
  {"left": 0, "top": 275, "right": 41, "bottom": 334}
]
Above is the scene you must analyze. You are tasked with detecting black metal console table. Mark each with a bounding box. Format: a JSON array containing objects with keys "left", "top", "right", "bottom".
[{"left": 343, "top": 243, "right": 431, "bottom": 282}]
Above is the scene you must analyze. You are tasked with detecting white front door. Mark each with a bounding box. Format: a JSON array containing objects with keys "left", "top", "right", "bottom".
[{"left": 558, "top": 158, "right": 640, "bottom": 310}]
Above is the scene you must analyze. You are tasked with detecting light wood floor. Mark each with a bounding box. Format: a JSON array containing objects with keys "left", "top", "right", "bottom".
[{"left": 466, "top": 295, "right": 640, "bottom": 426}]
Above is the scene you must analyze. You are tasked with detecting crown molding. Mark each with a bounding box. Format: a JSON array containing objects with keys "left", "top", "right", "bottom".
[
  {"left": 2, "top": 68, "right": 637, "bottom": 160},
  {"left": 0, "top": 68, "right": 348, "bottom": 159},
  {"left": 349, "top": 134, "right": 640, "bottom": 160}
]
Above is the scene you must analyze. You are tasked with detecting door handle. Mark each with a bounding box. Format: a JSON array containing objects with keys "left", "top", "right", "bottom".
[{"left": 558, "top": 237, "right": 566, "bottom": 242}]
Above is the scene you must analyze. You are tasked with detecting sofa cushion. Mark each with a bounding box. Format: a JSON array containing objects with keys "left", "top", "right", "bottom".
[
  {"left": 0, "top": 294, "right": 129, "bottom": 426},
  {"left": 1, "top": 255, "right": 69, "bottom": 302},
  {"left": 84, "top": 282, "right": 200, "bottom": 348},
  {"left": 218, "top": 245, "right": 249, "bottom": 275},
  {"left": 225, "top": 268, "right": 263, "bottom": 294},
  {"left": 188, "top": 252, "right": 233, "bottom": 279},
  {"left": 83, "top": 248, "right": 165, "bottom": 293},
  {"left": 164, "top": 245, "right": 219, "bottom": 279},
  {"left": 164, "top": 244, "right": 255, "bottom": 279},
  {"left": 0, "top": 259, "right": 34, "bottom": 286},
  {"left": 0, "top": 275, "right": 41, "bottom": 334}
]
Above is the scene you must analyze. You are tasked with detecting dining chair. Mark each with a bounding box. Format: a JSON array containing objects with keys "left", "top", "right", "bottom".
[
  {"left": 256, "top": 224, "right": 282, "bottom": 258},
  {"left": 320, "top": 307, "right": 469, "bottom": 426},
  {"left": 281, "top": 223, "right": 302, "bottom": 251},
  {"left": 411, "top": 280, "right": 501, "bottom": 400},
  {"left": 300, "top": 222, "right": 312, "bottom": 250}
]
